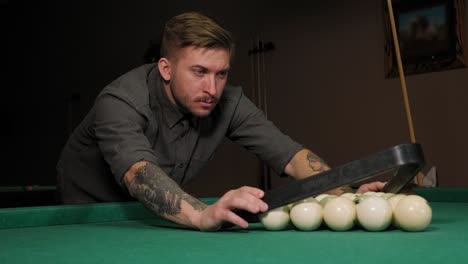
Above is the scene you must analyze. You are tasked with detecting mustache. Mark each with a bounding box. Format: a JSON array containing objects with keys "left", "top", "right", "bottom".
[{"left": 196, "top": 95, "right": 218, "bottom": 104}]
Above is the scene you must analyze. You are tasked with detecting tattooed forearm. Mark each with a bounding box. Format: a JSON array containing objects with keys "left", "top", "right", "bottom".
[
  {"left": 306, "top": 151, "right": 328, "bottom": 173},
  {"left": 127, "top": 162, "right": 207, "bottom": 217}
]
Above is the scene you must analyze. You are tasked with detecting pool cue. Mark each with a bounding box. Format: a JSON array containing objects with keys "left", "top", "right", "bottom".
[
  {"left": 260, "top": 37, "right": 272, "bottom": 190},
  {"left": 386, "top": 0, "right": 424, "bottom": 186},
  {"left": 260, "top": 38, "right": 272, "bottom": 190}
]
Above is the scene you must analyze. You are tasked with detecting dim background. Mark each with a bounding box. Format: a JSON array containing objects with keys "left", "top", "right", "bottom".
[{"left": 3, "top": 0, "right": 467, "bottom": 205}]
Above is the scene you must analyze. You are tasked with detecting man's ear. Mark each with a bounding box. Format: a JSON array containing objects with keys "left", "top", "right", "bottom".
[{"left": 158, "top": 57, "right": 171, "bottom": 82}]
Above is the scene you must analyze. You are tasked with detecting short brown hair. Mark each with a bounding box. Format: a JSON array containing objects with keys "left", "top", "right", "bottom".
[{"left": 160, "top": 12, "right": 235, "bottom": 60}]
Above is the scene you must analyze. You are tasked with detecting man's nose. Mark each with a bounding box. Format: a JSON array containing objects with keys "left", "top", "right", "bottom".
[{"left": 204, "top": 75, "right": 217, "bottom": 96}]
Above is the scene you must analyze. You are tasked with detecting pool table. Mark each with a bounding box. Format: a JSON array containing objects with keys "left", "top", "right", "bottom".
[{"left": 1, "top": 187, "right": 467, "bottom": 264}]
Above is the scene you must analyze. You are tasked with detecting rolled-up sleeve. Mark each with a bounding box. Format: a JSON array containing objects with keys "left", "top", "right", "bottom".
[
  {"left": 94, "top": 94, "right": 159, "bottom": 183},
  {"left": 227, "top": 91, "right": 304, "bottom": 175}
]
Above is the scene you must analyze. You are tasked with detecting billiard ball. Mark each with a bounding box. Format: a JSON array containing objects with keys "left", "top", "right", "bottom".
[
  {"left": 323, "top": 197, "right": 356, "bottom": 231},
  {"left": 290, "top": 202, "right": 322, "bottom": 231},
  {"left": 382, "top": 193, "right": 395, "bottom": 199},
  {"left": 288, "top": 197, "right": 318, "bottom": 210},
  {"left": 319, "top": 195, "right": 338, "bottom": 207},
  {"left": 259, "top": 206, "right": 290, "bottom": 231},
  {"left": 387, "top": 194, "right": 406, "bottom": 227},
  {"left": 293, "top": 197, "right": 318, "bottom": 206},
  {"left": 393, "top": 195, "right": 432, "bottom": 232},
  {"left": 387, "top": 194, "right": 406, "bottom": 210},
  {"left": 355, "top": 194, "right": 371, "bottom": 203},
  {"left": 341, "top": 192, "right": 358, "bottom": 202},
  {"left": 315, "top": 194, "right": 330, "bottom": 202},
  {"left": 356, "top": 196, "right": 392, "bottom": 231}
]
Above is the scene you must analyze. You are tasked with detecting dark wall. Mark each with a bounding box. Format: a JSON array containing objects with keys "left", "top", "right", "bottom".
[
  {"left": 4, "top": 1, "right": 468, "bottom": 195},
  {"left": 6, "top": 1, "right": 68, "bottom": 185},
  {"left": 5, "top": 1, "right": 170, "bottom": 185}
]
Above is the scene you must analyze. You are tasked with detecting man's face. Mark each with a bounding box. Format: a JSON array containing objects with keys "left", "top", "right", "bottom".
[{"left": 163, "top": 46, "right": 230, "bottom": 117}]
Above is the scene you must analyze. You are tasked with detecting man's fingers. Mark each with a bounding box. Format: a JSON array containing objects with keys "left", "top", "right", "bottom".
[
  {"left": 224, "top": 210, "right": 249, "bottom": 229},
  {"left": 238, "top": 186, "right": 265, "bottom": 198},
  {"left": 356, "top": 181, "right": 387, "bottom": 193},
  {"left": 201, "top": 186, "right": 269, "bottom": 230},
  {"left": 221, "top": 186, "right": 268, "bottom": 212},
  {"left": 224, "top": 195, "right": 268, "bottom": 213},
  {"left": 378, "top": 181, "right": 387, "bottom": 189}
]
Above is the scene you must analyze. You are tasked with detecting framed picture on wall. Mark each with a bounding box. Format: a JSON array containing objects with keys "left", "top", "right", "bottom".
[{"left": 383, "top": 0, "right": 466, "bottom": 78}]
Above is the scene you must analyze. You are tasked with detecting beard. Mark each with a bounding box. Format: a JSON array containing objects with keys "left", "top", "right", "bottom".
[{"left": 169, "top": 82, "right": 219, "bottom": 117}]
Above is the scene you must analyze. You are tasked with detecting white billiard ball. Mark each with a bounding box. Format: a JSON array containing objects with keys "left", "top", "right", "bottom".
[
  {"left": 393, "top": 195, "right": 432, "bottom": 232},
  {"left": 355, "top": 194, "right": 371, "bottom": 203},
  {"left": 315, "top": 194, "right": 330, "bottom": 202},
  {"left": 259, "top": 206, "right": 290, "bottom": 231},
  {"left": 341, "top": 192, "right": 358, "bottom": 202},
  {"left": 319, "top": 195, "right": 338, "bottom": 207},
  {"left": 382, "top": 193, "right": 396, "bottom": 200},
  {"left": 323, "top": 197, "right": 356, "bottom": 231},
  {"left": 292, "top": 197, "right": 318, "bottom": 207},
  {"left": 290, "top": 202, "right": 323, "bottom": 231},
  {"left": 289, "top": 197, "right": 318, "bottom": 210},
  {"left": 356, "top": 196, "right": 392, "bottom": 231},
  {"left": 387, "top": 194, "right": 407, "bottom": 209},
  {"left": 387, "top": 194, "right": 406, "bottom": 227}
]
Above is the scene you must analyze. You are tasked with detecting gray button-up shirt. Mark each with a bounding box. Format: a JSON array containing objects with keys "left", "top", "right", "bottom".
[{"left": 57, "top": 64, "right": 303, "bottom": 203}]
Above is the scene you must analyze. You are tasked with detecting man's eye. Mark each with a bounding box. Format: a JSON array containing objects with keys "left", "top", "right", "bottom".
[
  {"left": 217, "top": 72, "right": 228, "bottom": 78},
  {"left": 194, "top": 69, "right": 204, "bottom": 76}
]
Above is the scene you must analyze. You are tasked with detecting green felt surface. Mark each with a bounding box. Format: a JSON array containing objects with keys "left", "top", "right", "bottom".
[
  {"left": 414, "top": 187, "right": 468, "bottom": 202},
  {"left": 0, "top": 189, "right": 467, "bottom": 264},
  {"left": 0, "top": 198, "right": 218, "bottom": 229}
]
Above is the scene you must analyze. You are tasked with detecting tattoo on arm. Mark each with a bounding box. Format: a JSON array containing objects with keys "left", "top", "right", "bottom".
[
  {"left": 306, "top": 151, "right": 328, "bottom": 173},
  {"left": 127, "top": 163, "right": 207, "bottom": 217}
]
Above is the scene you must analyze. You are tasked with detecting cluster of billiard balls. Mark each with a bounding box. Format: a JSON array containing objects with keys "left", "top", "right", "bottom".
[{"left": 259, "top": 192, "right": 432, "bottom": 232}]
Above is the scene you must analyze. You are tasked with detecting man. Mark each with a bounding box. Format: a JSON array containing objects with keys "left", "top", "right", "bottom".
[{"left": 57, "top": 11, "right": 384, "bottom": 231}]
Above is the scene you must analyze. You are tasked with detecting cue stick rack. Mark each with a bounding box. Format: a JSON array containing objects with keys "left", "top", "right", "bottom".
[{"left": 248, "top": 36, "right": 275, "bottom": 190}]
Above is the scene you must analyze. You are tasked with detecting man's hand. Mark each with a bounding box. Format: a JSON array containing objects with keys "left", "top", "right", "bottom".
[
  {"left": 356, "top": 181, "right": 386, "bottom": 194},
  {"left": 195, "top": 186, "right": 269, "bottom": 231}
]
